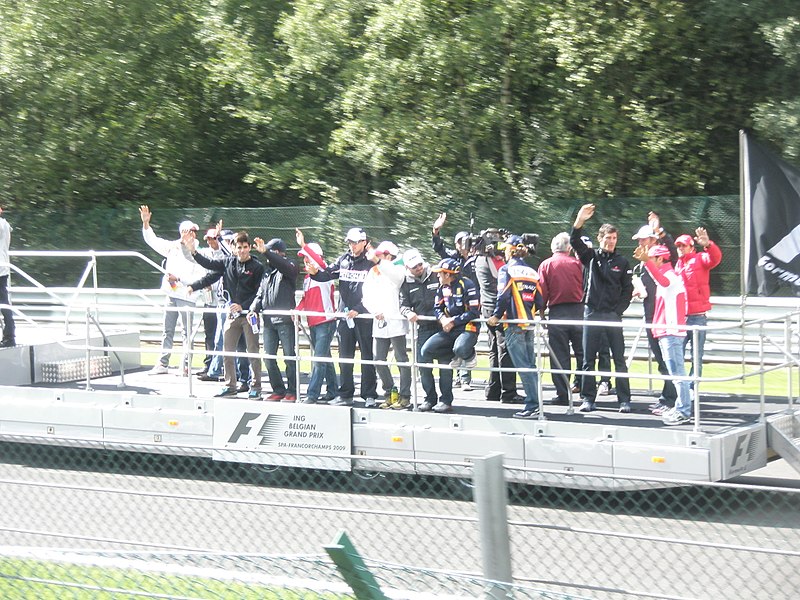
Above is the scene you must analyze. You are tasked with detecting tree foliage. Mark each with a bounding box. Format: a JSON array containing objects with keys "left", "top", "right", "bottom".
[{"left": 0, "top": 0, "right": 797, "bottom": 227}]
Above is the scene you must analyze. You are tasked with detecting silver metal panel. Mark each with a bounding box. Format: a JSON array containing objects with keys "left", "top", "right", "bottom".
[
  {"left": 0, "top": 346, "right": 32, "bottom": 385},
  {"left": 717, "top": 422, "right": 769, "bottom": 479},
  {"left": 414, "top": 428, "right": 526, "bottom": 478},
  {"left": 352, "top": 423, "right": 416, "bottom": 474},
  {"left": 524, "top": 436, "right": 614, "bottom": 474},
  {"left": 613, "top": 443, "right": 711, "bottom": 480},
  {"left": 0, "top": 398, "right": 104, "bottom": 441},
  {"left": 102, "top": 406, "right": 214, "bottom": 450}
]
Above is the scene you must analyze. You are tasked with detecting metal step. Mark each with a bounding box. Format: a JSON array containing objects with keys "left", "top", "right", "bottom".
[{"left": 766, "top": 409, "right": 800, "bottom": 475}]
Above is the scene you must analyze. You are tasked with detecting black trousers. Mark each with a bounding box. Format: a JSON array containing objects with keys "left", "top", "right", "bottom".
[
  {"left": 202, "top": 311, "right": 216, "bottom": 370},
  {"left": 484, "top": 322, "right": 518, "bottom": 401},
  {"left": 337, "top": 317, "right": 378, "bottom": 399},
  {"left": 0, "top": 275, "right": 14, "bottom": 342},
  {"left": 580, "top": 308, "right": 630, "bottom": 403},
  {"left": 547, "top": 303, "right": 584, "bottom": 401}
]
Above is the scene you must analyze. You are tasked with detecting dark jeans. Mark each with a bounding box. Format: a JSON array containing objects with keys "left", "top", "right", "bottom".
[
  {"left": 420, "top": 329, "right": 474, "bottom": 406},
  {"left": 416, "top": 327, "right": 439, "bottom": 404},
  {"left": 307, "top": 320, "right": 338, "bottom": 401},
  {"left": 547, "top": 303, "right": 583, "bottom": 401},
  {"left": 337, "top": 316, "right": 377, "bottom": 399},
  {"left": 0, "top": 275, "right": 14, "bottom": 342},
  {"left": 485, "top": 321, "right": 518, "bottom": 401},
  {"left": 581, "top": 308, "right": 630, "bottom": 403},
  {"left": 263, "top": 318, "right": 297, "bottom": 395}
]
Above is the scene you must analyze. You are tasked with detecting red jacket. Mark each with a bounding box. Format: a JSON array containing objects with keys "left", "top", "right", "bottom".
[
  {"left": 674, "top": 242, "right": 722, "bottom": 314},
  {"left": 296, "top": 244, "right": 336, "bottom": 327}
]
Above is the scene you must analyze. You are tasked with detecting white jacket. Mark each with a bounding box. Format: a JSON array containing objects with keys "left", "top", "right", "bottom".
[
  {"left": 362, "top": 259, "right": 408, "bottom": 339},
  {"left": 142, "top": 227, "right": 207, "bottom": 304},
  {"left": 0, "top": 217, "right": 11, "bottom": 278}
]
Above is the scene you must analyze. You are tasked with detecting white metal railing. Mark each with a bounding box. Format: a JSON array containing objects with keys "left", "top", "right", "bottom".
[{"left": 3, "top": 250, "right": 800, "bottom": 430}]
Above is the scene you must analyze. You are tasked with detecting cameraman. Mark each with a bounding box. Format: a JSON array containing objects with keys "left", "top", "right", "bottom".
[{"left": 475, "top": 229, "right": 522, "bottom": 404}]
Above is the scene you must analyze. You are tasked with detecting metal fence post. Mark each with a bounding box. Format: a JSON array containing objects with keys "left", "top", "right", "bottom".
[{"left": 473, "top": 452, "right": 512, "bottom": 598}]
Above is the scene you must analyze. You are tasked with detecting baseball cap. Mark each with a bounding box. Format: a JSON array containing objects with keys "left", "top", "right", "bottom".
[
  {"left": 375, "top": 240, "right": 399, "bottom": 257},
  {"left": 204, "top": 229, "right": 217, "bottom": 239},
  {"left": 265, "top": 238, "right": 287, "bottom": 252},
  {"left": 647, "top": 244, "right": 671, "bottom": 259},
  {"left": 454, "top": 231, "right": 470, "bottom": 246},
  {"left": 220, "top": 229, "right": 235, "bottom": 241},
  {"left": 403, "top": 248, "right": 424, "bottom": 268},
  {"left": 298, "top": 242, "right": 324, "bottom": 260},
  {"left": 345, "top": 227, "right": 367, "bottom": 243},
  {"left": 178, "top": 220, "right": 199, "bottom": 233},
  {"left": 675, "top": 234, "right": 694, "bottom": 247},
  {"left": 431, "top": 258, "right": 461, "bottom": 274},
  {"left": 503, "top": 234, "right": 524, "bottom": 247},
  {"left": 632, "top": 225, "right": 656, "bottom": 240}
]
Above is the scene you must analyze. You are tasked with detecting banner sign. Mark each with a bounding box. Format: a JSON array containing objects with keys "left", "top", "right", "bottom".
[
  {"left": 742, "top": 130, "right": 800, "bottom": 296},
  {"left": 213, "top": 400, "right": 352, "bottom": 459}
]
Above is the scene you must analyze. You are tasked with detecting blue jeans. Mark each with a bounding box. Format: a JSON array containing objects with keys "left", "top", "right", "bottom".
[
  {"left": 420, "top": 329, "right": 477, "bottom": 405},
  {"left": 263, "top": 319, "right": 297, "bottom": 395},
  {"left": 416, "top": 327, "right": 439, "bottom": 404},
  {"left": 157, "top": 296, "right": 196, "bottom": 369},
  {"left": 306, "top": 320, "right": 338, "bottom": 401},
  {"left": 504, "top": 325, "right": 539, "bottom": 412},
  {"left": 684, "top": 314, "right": 707, "bottom": 388},
  {"left": 659, "top": 335, "right": 692, "bottom": 417}
]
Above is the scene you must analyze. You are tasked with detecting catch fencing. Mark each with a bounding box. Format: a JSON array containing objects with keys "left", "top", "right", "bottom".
[{"left": 0, "top": 443, "right": 798, "bottom": 599}]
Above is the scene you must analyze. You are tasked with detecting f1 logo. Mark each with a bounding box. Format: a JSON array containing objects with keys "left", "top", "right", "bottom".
[
  {"left": 730, "top": 432, "right": 758, "bottom": 468},
  {"left": 227, "top": 412, "right": 261, "bottom": 444}
]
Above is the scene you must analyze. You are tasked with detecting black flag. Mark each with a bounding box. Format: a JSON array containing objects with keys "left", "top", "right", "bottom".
[{"left": 742, "top": 130, "right": 800, "bottom": 296}]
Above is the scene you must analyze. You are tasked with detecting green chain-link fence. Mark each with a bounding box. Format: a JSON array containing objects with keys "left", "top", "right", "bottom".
[{"left": 9, "top": 196, "right": 741, "bottom": 295}]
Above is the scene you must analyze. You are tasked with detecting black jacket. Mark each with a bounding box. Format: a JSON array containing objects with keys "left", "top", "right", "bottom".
[
  {"left": 250, "top": 251, "right": 299, "bottom": 323},
  {"left": 310, "top": 249, "right": 372, "bottom": 314},
  {"left": 190, "top": 252, "right": 265, "bottom": 310},
  {"left": 570, "top": 227, "right": 633, "bottom": 317},
  {"left": 399, "top": 266, "right": 440, "bottom": 332}
]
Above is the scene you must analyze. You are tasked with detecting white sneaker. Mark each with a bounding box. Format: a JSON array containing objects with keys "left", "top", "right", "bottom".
[
  {"left": 432, "top": 402, "right": 453, "bottom": 413},
  {"left": 449, "top": 357, "right": 463, "bottom": 369},
  {"left": 148, "top": 365, "right": 169, "bottom": 375},
  {"left": 462, "top": 382, "right": 473, "bottom": 392},
  {"left": 364, "top": 397, "right": 379, "bottom": 408},
  {"left": 598, "top": 381, "right": 610, "bottom": 396}
]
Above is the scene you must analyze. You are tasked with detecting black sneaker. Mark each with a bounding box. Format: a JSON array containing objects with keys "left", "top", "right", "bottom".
[
  {"left": 0, "top": 339, "right": 16, "bottom": 348},
  {"left": 546, "top": 397, "right": 569, "bottom": 406},
  {"left": 236, "top": 382, "right": 250, "bottom": 393}
]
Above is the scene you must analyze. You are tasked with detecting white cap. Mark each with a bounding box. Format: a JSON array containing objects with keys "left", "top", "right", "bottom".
[
  {"left": 345, "top": 227, "right": 367, "bottom": 242},
  {"left": 375, "top": 240, "right": 399, "bottom": 257},
  {"left": 298, "top": 242, "right": 324, "bottom": 260},
  {"left": 403, "top": 248, "right": 424, "bottom": 268},
  {"left": 632, "top": 225, "right": 656, "bottom": 240},
  {"left": 178, "top": 220, "right": 199, "bottom": 233}
]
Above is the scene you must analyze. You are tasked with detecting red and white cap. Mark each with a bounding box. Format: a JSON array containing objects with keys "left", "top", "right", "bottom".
[
  {"left": 675, "top": 234, "right": 695, "bottom": 247},
  {"left": 298, "top": 242, "right": 324, "bottom": 261}
]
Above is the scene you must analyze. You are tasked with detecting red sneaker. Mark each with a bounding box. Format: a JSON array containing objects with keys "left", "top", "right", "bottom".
[
  {"left": 282, "top": 394, "right": 297, "bottom": 403},
  {"left": 266, "top": 393, "right": 285, "bottom": 401}
]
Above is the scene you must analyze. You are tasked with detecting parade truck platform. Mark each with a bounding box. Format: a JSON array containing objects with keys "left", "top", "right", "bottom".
[{"left": 0, "top": 282, "right": 797, "bottom": 490}]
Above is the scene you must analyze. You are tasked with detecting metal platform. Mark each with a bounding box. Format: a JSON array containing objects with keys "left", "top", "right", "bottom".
[{"left": 0, "top": 315, "right": 797, "bottom": 490}]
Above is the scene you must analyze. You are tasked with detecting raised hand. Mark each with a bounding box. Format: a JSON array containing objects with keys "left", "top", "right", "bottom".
[
  {"left": 139, "top": 205, "right": 152, "bottom": 227},
  {"left": 432, "top": 212, "right": 447, "bottom": 234},
  {"left": 695, "top": 227, "right": 710, "bottom": 247},
  {"left": 295, "top": 227, "right": 305, "bottom": 247}
]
